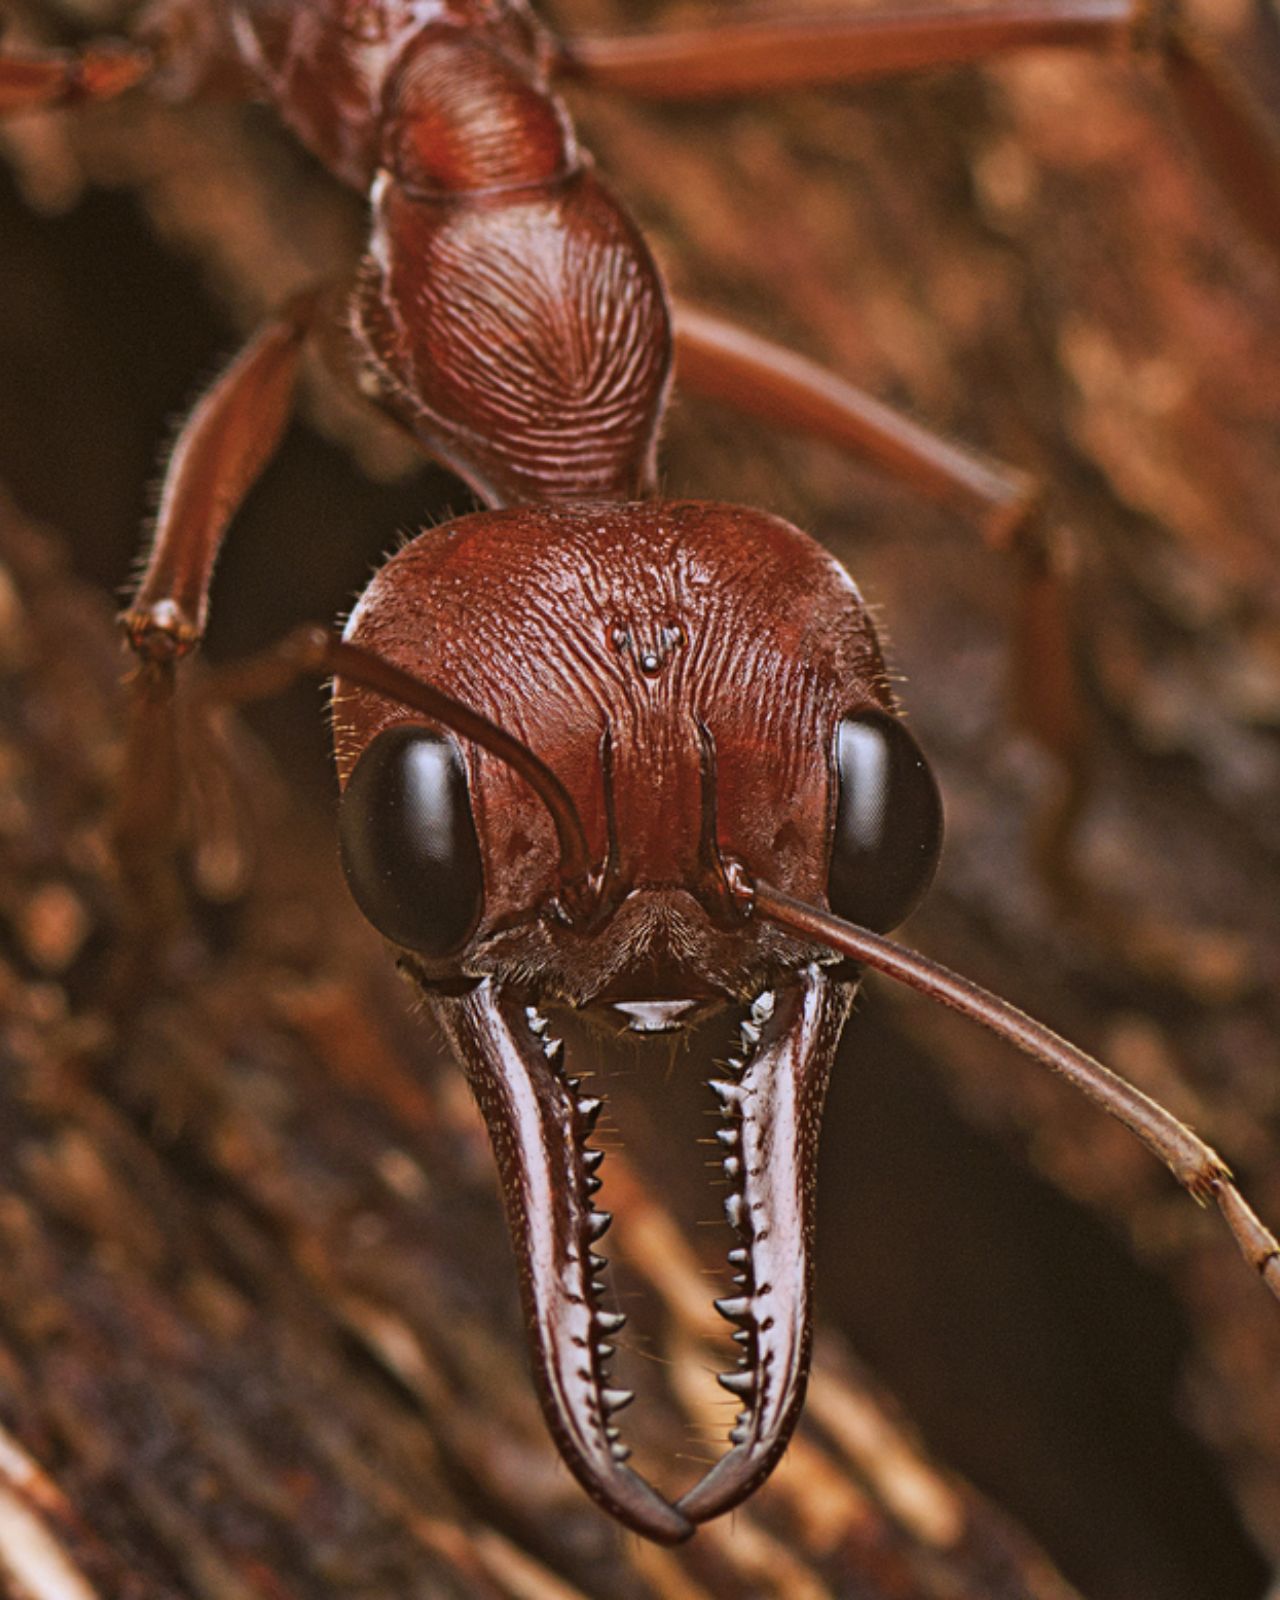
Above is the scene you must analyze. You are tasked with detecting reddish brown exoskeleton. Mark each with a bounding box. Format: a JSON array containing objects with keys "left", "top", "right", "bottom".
[{"left": 6, "top": 0, "right": 1280, "bottom": 1543}]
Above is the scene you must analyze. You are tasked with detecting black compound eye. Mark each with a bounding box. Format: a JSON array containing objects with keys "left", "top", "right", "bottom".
[
  {"left": 827, "top": 711, "right": 943, "bottom": 933},
  {"left": 339, "top": 727, "right": 484, "bottom": 958}
]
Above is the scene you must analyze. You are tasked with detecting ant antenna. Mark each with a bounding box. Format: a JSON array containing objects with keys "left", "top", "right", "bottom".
[
  {"left": 205, "top": 625, "right": 599, "bottom": 914},
  {"left": 751, "top": 881, "right": 1280, "bottom": 1304}
]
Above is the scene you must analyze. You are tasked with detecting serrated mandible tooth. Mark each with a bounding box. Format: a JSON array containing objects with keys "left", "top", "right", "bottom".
[
  {"left": 596, "top": 1310, "right": 626, "bottom": 1335},
  {"left": 740, "top": 1019, "right": 761, "bottom": 1048},
  {"left": 582, "top": 1148, "right": 605, "bottom": 1172},
  {"left": 611, "top": 1443, "right": 632, "bottom": 1462},
  {"left": 723, "top": 1156, "right": 741, "bottom": 1182},
  {"left": 601, "top": 1387, "right": 634, "bottom": 1413},
  {"left": 710, "top": 1079, "right": 744, "bottom": 1108},
  {"left": 715, "top": 1128, "right": 739, "bottom": 1149},
  {"left": 729, "top": 1425, "right": 749, "bottom": 1445},
  {"left": 717, "top": 1370, "right": 755, "bottom": 1397},
  {"left": 544, "top": 1037, "right": 564, "bottom": 1063},
  {"left": 587, "top": 1210, "right": 613, "bottom": 1241},
  {"left": 526, "top": 1007, "right": 547, "bottom": 1035},
  {"left": 605, "top": 1425, "right": 620, "bottom": 1441},
  {"left": 596, "top": 1342, "right": 614, "bottom": 1363},
  {"left": 724, "top": 1193, "right": 747, "bottom": 1231},
  {"left": 588, "top": 1253, "right": 608, "bottom": 1276},
  {"left": 751, "top": 990, "right": 775, "bottom": 1022},
  {"left": 576, "top": 1097, "right": 603, "bottom": 1131},
  {"left": 727, "top": 1247, "right": 748, "bottom": 1266},
  {"left": 584, "top": 1174, "right": 603, "bottom": 1195},
  {"left": 725, "top": 1057, "right": 744, "bottom": 1076},
  {"left": 565, "top": 1075, "right": 581, "bottom": 1092},
  {"left": 732, "top": 1328, "right": 751, "bottom": 1346},
  {"left": 714, "top": 1296, "right": 751, "bottom": 1323}
]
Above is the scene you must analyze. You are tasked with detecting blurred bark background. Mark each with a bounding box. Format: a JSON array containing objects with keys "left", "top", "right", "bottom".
[{"left": 1, "top": 0, "right": 1280, "bottom": 1595}]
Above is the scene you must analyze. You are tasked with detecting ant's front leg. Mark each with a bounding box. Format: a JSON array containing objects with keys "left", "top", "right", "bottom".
[
  {"left": 121, "top": 300, "right": 318, "bottom": 663},
  {"left": 112, "top": 293, "right": 317, "bottom": 968},
  {"left": 557, "top": 0, "right": 1280, "bottom": 271}
]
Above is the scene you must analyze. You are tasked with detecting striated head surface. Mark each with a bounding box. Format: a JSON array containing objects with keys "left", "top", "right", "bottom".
[{"left": 335, "top": 498, "right": 890, "bottom": 996}]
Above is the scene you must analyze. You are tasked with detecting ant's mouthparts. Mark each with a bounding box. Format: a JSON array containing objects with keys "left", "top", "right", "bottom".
[
  {"left": 608, "top": 997, "right": 707, "bottom": 1033},
  {"left": 427, "top": 967, "right": 854, "bottom": 1539}
]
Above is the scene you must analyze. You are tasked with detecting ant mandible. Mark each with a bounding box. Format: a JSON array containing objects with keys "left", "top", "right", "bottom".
[{"left": 3, "top": 0, "right": 1280, "bottom": 1544}]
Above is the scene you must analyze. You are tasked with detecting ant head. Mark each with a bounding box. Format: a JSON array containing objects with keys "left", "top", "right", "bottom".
[
  {"left": 332, "top": 499, "right": 941, "bottom": 1000},
  {"left": 329, "top": 499, "right": 944, "bottom": 1537}
]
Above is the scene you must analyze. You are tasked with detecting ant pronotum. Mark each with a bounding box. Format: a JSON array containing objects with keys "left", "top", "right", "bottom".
[{"left": 3, "top": 0, "right": 1280, "bottom": 1545}]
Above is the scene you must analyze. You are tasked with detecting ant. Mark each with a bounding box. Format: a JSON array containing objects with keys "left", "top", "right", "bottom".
[{"left": 4, "top": 0, "right": 1280, "bottom": 1546}]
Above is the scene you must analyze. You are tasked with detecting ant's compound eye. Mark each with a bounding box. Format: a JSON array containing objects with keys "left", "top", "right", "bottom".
[
  {"left": 339, "top": 727, "right": 484, "bottom": 958},
  {"left": 827, "top": 711, "right": 943, "bottom": 934}
]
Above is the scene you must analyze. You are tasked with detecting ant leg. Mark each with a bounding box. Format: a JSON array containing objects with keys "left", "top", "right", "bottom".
[
  {"left": 112, "top": 293, "right": 318, "bottom": 949},
  {"left": 673, "top": 305, "right": 1038, "bottom": 545},
  {"left": 1159, "top": 26, "right": 1280, "bottom": 267},
  {"left": 0, "top": 40, "right": 153, "bottom": 113},
  {"left": 0, "top": 0, "right": 253, "bottom": 118},
  {"left": 558, "top": 0, "right": 1280, "bottom": 271},
  {"left": 674, "top": 305, "right": 1091, "bottom": 882},
  {"left": 557, "top": 0, "right": 1133, "bottom": 97},
  {"left": 122, "top": 294, "right": 319, "bottom": 663}
]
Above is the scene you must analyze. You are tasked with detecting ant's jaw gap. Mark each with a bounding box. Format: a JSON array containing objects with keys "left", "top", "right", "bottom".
[{"left": 427, "top": 963, "right": 853, "bottom": 1537}]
